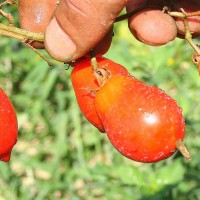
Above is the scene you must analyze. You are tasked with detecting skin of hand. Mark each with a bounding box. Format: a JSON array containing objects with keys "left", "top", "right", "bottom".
[
  {"left": 126, "top": 0, "right": 148, "bottom": 12},
  {"left": 18, "top": 0, "right": 57, "bottom": 48},
  {"left": 44, "top": 0, "right": 127, "bottom": 62}
]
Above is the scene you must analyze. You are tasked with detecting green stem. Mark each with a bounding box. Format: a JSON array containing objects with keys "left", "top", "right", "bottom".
[
  {"left": 0, "top": 23, "right": 44, "bottom": 42},
  {"left": 182, "top": 19, "right": 200, "bottom": 55},
  {"left": 168, "top": 10, "right": 200, "bottom": 18}
]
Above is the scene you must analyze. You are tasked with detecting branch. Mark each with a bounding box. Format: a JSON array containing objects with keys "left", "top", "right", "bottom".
[
  {"left": 0, "top": 23, "right": 44, "bottom": 42},
  {"left": 168, "top": 10, "right": 200, "bottom": 18},
  {"left": 115, "top": 6, "right": 146, "bottom": 22}
]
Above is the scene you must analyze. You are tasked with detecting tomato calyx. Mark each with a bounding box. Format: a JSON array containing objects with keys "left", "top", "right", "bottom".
[
  {"left": 93, "top": 68, "right": 110, "bottom": 87},
  {"left": 90, "top": 52, "right": 111, "bottom": 87}
]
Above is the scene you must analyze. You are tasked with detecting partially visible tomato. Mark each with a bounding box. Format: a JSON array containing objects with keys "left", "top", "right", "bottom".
[
  {"left": 0, "top": 88, "right": 18, "bottom": 162},
  {"left": 95, "top": 75, "right": 185, "bottom": 163},
  {"left": 71, "top": 56, "right": 129, "bottom": 132}
]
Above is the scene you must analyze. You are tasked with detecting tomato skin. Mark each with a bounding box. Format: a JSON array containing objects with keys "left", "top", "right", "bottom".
[
  {"left": 71, "top": 56, "right": 129, "bottom": 132},
  {"left": 95, "top": 75, "right": 185, "bottom": 163},
  {"left": 0, "top": 88, "right": 18, "bottom": 162}
]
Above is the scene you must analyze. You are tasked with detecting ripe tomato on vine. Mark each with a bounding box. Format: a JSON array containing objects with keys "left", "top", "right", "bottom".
[{"left": 0, "top": 0, "right": 199, "bottom": 163}]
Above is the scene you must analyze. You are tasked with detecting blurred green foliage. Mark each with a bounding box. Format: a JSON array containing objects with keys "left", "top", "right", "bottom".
[{"left": 0, "top": 4, "right": 200, "bottom": 200}]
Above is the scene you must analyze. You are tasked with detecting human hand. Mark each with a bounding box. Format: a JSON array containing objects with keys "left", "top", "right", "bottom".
[
  {"left": 44, "top": 0, "right": 127, "bottom": 62},
  {"left": 18, "top": 0, "right": 200, "bottom": 64}
]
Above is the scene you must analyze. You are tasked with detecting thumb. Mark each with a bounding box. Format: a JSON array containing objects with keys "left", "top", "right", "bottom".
[{"left": 44, "top": 0, "right": 127, "bottom": 62}]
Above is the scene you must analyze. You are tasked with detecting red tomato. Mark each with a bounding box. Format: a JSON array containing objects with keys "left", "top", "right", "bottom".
[
  {"left": 71, "top": 56, "right": 129, "bottom": 132},
  {"left": 0, "top": 88, "right": 18, "bottom": 162},
  {"left": 95, "top": 75, "right": 185, "bottom": 163}
]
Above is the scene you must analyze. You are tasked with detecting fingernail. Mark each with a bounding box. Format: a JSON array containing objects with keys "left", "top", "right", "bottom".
[{"left": 45, "top": 17, "right": 76, "bottom": 62}]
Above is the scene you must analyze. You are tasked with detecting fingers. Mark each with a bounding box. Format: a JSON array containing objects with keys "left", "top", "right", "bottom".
[
  {"left": 128, "top": 9, "right": 177, "bottom": 46},
  {"left": 126, "top": 0, "right": 148, "bottom": 12},
  {"left": 18, "top": 0, "right": 57, "bottom": 48},
  {"left": 172, "top": 0, "right": 200, "bottom": 39},
  {"left": 93, "top": 28, "right": 113, "bottom": 56},
  {"left": 44, "top": 0, "right": 127, "bottom": 62},
  {"left": 126, "top": 0, "right": 200, "bottom": 46}
]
